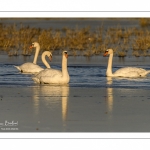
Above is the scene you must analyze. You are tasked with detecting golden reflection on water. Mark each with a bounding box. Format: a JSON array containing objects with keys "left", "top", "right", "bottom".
[
  {"left": 106, "top": 76, "right": 113, "bottom": 85},
  {"left": 106, "top": 77, "right": 113, "bottom": 114},
  {"left": 106, "top": 88, "right": 113, "bottom": 113},
  {"left": 32, "top": 84, "right": 69, "bottom": 122},
  {"left": 61, "top": 86, "right": 69, "bottom": 122},
  {"left": 32, "top": 87, "right": 40, "bottom": 115}
]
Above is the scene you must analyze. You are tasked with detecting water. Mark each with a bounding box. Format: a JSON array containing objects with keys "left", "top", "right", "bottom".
[
  {"left": 1, "top": 54, "right": 150, "bottom": 132},
  {"left": 1, "top": 54, "right": 150, "bottom": 89},
  {"left": 0, "top": 18, "right": 140, "bottom": 30}
]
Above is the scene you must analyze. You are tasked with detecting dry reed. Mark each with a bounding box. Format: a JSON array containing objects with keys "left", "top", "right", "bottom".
[{"left": 0, "top": 21, "right": 150, "bottom": 57}]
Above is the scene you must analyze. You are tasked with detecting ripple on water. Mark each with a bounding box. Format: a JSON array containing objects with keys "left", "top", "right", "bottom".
[{"left": 0, "top": 63, "right": 150, "bottom": 89}]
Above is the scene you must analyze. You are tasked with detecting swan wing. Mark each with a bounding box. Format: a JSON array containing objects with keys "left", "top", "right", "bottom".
[
  {"left": 15, "top": 62, "right": 43, "bottom": 73},
  {"left": 114, "top": 67, "right": 148, "bottom": 77},
  {"left": 32, "top": 68, "right": 62, "bottom": 83},
  {"left": 35, "top": 68, "right": 62, "bottom": 78}
]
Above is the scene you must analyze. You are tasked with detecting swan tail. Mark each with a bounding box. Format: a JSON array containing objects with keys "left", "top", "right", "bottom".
[
  {"left": 146, "top": 70, "right": 150, "bottom": 75},
  {"left": 140, "top": 70, "right": 150, "bottom": 76},
  {"left": 14, "top": 65, "right": 21, "bottom": 71}
]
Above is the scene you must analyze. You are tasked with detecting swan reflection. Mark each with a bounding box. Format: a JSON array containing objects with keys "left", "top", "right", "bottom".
[
  {"left": 106, "top": 88, "right": 113, "bottom": 113},
  {"left": 106, "top": 77, "right": 113, "bottom": 114},
  {"left": 106, "top": 76, "right": 113, "bottom": 85},
  {"left": 32, "top": 84, "right": 69, "bottom": 122}
]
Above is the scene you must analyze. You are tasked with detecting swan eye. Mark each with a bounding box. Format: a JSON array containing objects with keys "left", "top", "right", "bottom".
[{"left": 64, "top": 52, "right": 67, "bottom": 54}]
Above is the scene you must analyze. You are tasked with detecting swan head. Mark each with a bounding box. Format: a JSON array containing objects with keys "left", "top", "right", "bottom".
[
  {"left": 42, "top": 51, "right": 52, "bottom": 61},
  {"left": 47, "top": 51, "right": 52, "bottom": 61},
  {"left": 104, "top": 49, "right": 113, "bottom": 56},
  {"left": 63, "top": 51, "right": 68, "bottom": 58},
  {"left": 30, "top": 42, "right": 40, "bottom": 49}
]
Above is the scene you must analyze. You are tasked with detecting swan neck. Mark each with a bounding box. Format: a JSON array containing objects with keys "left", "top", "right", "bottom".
[
  {"left": 62, "top": 56, "right": 68, "bottom": 77},
  {"left": 41, "top": 52, "right": 50, "bottom": 68},
  {"left": 33, "top": 46, "right": 40, "bottom": 64},
  {"left": 107, "top": 53, "right": 113, "bottom": 76}
]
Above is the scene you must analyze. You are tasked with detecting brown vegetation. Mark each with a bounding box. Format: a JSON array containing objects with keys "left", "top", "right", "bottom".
[{"left": 1, "top": 20, "right": 150, "bottom": 57}]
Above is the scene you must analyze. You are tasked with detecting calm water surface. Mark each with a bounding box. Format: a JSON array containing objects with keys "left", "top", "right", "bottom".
[{"left": 1, "top": 55, "right": 150, "bottom": 132}]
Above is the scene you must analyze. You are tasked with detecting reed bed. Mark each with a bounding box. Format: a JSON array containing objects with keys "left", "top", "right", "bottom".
[{"left": 1, "top": 21, "right": 150, "bottom": 57}]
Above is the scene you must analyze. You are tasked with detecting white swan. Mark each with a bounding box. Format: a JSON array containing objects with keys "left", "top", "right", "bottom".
[
  {"left": 104, "top": 49, "right": 150, "bottom": 77},
  {"left": 14, "top": 42, "right": 52, "bottom": 74},
  {"left": 32, "top": 51, "right": 70, "bottom": 84}
]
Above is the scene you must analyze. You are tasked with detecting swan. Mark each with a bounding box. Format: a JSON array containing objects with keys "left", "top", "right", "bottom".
[
  {"left": 14, "top": 42, "right": 52, "bottom": 74},
  {"left": 32, "top": 51, "right": 70, "bottom": 84},
  {"left": 103, "top": 49, "right": 150, "bottom": 77}
]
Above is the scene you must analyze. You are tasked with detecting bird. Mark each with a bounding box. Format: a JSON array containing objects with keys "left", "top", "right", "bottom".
[
  {"left": 32, "top": 51, "right": 70, "bottom": 84},
  {"left": 103, "top": 49, "right": 150, "bottom": 77},
  {"left": 14, "top": 42, "right": 52, "bottom": 74}
]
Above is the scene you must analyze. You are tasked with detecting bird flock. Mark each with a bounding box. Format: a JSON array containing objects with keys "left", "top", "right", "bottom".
[{"left": 14, "top": 42, "right": 150, "bottom": 85}]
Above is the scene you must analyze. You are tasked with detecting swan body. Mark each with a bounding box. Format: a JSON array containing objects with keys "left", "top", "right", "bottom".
[
  {"left": 15, "top": 62, "right": 44, "bottom": 73},
  {"left": 14, "top": 42, "right": 52, "bottom": 74},
  {"left": 32, "top": 51, "right": 70, "bottom": 84},
  {"left": 104, "top": 49, "right": 150, "bottom": 77}
]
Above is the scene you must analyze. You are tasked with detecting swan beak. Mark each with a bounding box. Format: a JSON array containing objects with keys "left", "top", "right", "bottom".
[
  {"left": 49, "top": 55, "right": 52, "bottom": 62},
  {"left": 65, "top": 54, "right": 68, "bottom": 58},
  {"left": 29, "top": 43, "right": 34, "bottom": 49},
  {"left": 29, "top": 45, "right": 33, "bottom": 49},
  {"left": 103, "top": 51, "right": 108, "bottom": 56}
]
